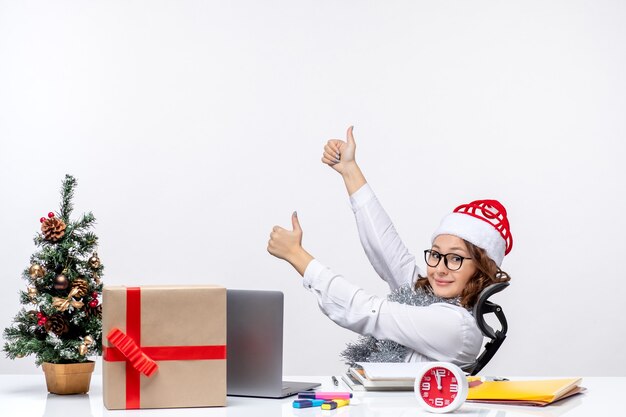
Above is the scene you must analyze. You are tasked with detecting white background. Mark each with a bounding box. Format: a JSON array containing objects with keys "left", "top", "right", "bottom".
[{"left": 1, "top": 0, "right": 625, "bottom": 377}]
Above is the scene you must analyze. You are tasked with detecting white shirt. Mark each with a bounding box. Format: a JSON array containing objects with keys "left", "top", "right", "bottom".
[{"left": 303, "top": 183, "right": 483, "bottom": 367}]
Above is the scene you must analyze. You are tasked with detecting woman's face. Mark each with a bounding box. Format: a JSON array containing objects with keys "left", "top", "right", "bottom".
[{"left": 427, "top": 234, "right": 477, "bottom": 299}]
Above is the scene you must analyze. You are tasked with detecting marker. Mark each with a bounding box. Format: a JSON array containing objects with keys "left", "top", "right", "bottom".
[
  {"left": 298, "top": 391, "right": 353, "bottom": 400},
  {"left": 292, "top": 399, "right": 325, "bottom": 408},
  {"left": 332, "top": 376, "right": 339, "bottom": 386},
  {"left": 321, "top": 399, "right": 350, "bottom": 410}
]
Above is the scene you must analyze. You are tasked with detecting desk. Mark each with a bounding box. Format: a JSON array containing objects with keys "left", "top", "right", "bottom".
[{"left": 0, "top": 375, "right": 621, "bottom": 416}]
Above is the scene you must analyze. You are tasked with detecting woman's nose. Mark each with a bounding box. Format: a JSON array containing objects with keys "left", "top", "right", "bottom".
[{"left": 435, "top": 259, "right": 448, "bottom": 274}]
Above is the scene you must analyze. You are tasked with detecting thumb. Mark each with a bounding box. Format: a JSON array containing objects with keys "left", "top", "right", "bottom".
[
  {"left": 346, "top": 125, "right": 356, "bottom": 146},
  {"left": 291, "top": 211, "right": 302, "bottom": 232}
]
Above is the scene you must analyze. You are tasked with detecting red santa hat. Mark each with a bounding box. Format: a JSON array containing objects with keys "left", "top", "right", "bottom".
[{"left": 431, "top": 199, "right": 513, "bottom": 266}]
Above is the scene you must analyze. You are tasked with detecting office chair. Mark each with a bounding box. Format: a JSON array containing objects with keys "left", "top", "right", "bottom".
[{"left": 462, "top": 281, "right": 509, "bottom": 376}]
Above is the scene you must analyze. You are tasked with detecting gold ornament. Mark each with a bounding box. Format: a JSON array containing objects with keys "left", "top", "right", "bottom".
[
  {"left": 41, "top": 217, "right": 66, "bottom": 242},
  {"left": 16, "top": 354, "right": 25, "bottom": 359},
  {"left": 29, "top": 264, "right": 46, "bottom": 279},
  {"left": 78, "top": 344, "right": 88, "bottom": 356},
  {"left": 53, "top": 274, "right": 69, "bottom": 290},
  {"left": 83, "top": 335, "right": 94, "bottom": 346},
  {"left": 71, "top": 278, "right": 89, "bottom": 298},
  {"left": 88, "top": 253, "right": 101, "bottom": 269},
  {"left": 51, "top": 287, "right": 84, "bottom": 312},
  {"left": 27, "top": 287, "right": 38, "bottom": 304},
  {"left": 93, "top": 273, "right": 101, "bottom": 285}
]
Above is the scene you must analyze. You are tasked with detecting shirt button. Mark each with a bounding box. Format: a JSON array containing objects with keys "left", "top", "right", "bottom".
[
  {"left": 308, "top": 285, "right": 312, "bottom": 289},
  {"left": 371, "top": 310, "right": 376, "bottom": 313}
]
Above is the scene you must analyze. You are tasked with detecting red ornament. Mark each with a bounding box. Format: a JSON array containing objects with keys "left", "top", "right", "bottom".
[
  {"left": 48, "top": 212, "right": 55, "bottom": 218},
  {"left": 38, "top": 317, "right": 48, "bottom": 326},
  {"left": 40, "top": 217, "right": 46, "bottom": 223},
  {"left": 88, "top": 300, "right": 98, "bottom": 308},
  {"left": 91, "top": 292, "right": 99, "bottom": 299},
  {"left": 36, "top": 312, "right": 43, "bottom": 319}
]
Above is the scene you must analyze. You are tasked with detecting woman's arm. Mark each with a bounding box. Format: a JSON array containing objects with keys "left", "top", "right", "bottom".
[
  {"left": 323, "top": 127, "right": 417, "bottom": 289},
  {"left": 304, "top": 260, "right": 482, "bottom": 366},
  {"left": 350, "top": 183, "right": 418, "bottom": 290},
  {"left": 267, "top": 213, "right": 481, "bottom": 366}
]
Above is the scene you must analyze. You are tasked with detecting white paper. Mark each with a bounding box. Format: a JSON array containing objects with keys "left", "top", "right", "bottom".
[{"left": 355, "top": 362, "right": 427, "bottom": 381}]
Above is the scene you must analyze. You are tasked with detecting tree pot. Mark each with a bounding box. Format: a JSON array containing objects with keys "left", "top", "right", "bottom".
[{"left": 42, "top": 361, "right": 95, "bottom": 395}]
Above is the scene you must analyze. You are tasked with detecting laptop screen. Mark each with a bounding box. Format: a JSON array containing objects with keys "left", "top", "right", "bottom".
[{"left": 227, "top": 289, "right": 284, "bottom": 397}]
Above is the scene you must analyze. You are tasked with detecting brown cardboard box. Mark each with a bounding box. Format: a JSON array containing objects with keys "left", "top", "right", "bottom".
[{"left": 102, "top": 285, "right": 226, "bottom": 409}]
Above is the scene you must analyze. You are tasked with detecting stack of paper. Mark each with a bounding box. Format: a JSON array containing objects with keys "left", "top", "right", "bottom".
[
  {"left": 467, "top": 378, "right": 585, "bottom": 406},
  {"left": 340, "top": 362, "right": 423, "bottom": 391}
]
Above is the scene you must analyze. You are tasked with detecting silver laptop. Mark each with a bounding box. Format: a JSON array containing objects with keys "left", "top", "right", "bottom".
[{"left": 227, "top": 289, "right": 320, "bottom": 398}]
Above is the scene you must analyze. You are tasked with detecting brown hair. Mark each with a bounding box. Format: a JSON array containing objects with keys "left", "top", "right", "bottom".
[{"left": 415, "top": 239, "right": 511, "bottom": 308}]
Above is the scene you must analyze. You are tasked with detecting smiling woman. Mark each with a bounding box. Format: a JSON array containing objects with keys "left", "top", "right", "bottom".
[
  {"left": 267, "top": 126, "right": 513, "bottom": 368},
  {"left": 418, "top": 199, "right": 512, "bottom": 307}
]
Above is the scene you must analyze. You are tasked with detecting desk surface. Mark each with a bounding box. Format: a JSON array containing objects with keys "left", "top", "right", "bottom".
[{"left": 0, "top": 375, "right": 621, "bottom": 417}]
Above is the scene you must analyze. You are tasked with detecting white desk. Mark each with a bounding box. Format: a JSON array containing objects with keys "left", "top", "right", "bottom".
[{"left": 0, "top": 375, "right": 621, "bottom": 416}]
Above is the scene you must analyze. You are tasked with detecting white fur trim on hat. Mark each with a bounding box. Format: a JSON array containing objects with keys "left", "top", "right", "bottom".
[{"left": 432, "top": 212, "right": 506, "bottom": 266}]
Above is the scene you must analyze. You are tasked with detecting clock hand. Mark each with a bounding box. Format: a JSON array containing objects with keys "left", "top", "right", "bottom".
[{"left": 435, "top": 372, "right": 442, "bottom": 390}]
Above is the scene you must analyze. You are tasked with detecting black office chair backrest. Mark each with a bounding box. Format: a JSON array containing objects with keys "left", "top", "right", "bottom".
[{"left": 462, "top": 281, "right": 509, "bottom": 376}]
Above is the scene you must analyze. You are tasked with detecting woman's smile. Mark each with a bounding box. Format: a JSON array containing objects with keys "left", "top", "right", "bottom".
[{"left": 433, "top": 278, "right": 453, "bottom": 286}]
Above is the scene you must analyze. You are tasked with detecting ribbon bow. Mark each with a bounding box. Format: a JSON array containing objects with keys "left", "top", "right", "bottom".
[
  {"left": 51, "top": 287, "right": 84, "bottom": 312},
  {"left": 107, "top": 327, "right": 158, "bottom": 377}
]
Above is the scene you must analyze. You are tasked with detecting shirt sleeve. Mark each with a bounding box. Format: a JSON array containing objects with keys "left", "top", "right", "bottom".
[
  {"left": 350, "top": 183, "right": 422, "bottom": 291},
  {"left": 303, "top": 259, "right": 482, "bottom": 365}
]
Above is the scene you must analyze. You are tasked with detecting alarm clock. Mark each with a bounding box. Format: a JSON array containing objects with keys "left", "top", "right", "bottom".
[{"left": 414, "top": 362, "right": 469, "bottom": 413}]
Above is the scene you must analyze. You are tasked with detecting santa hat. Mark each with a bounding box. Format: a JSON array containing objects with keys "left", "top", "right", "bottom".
[{"left": 431, "top": 199, "right": 513, "bottom": 266}]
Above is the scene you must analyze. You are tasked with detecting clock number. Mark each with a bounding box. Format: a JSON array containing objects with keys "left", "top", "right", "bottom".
[
  {"left": 435, "top": 369, "right": 447, "bottom": 377},
  {"left": 421, "top": 382, "right": 431, "bottom": 391},
  {"left": 434, "top": 398, "right": 444, "bottom": 407},
  {"left": 450, "top": 383, "right": 458, "bottom": 393}
]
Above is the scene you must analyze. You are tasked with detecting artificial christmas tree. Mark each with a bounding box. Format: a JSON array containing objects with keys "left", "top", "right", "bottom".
[{"left": 3, "top": 175, "right": 103, "bottom": 394}]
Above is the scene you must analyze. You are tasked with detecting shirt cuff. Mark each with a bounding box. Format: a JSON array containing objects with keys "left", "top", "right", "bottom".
[
  {"left": 349, "top": 183, "right": 375, "bottom": 212},
  {"left": 303, "top": 258, "right": 326, "bottom": 290}
]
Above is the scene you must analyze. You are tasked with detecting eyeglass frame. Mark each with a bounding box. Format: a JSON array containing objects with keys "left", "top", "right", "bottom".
[{"left": 423, "top": 249, "right": 472, "bottom": 271}]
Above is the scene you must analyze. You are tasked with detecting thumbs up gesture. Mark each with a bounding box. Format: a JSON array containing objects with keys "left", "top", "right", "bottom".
[
  {"left": 267, "top": 211, "right": 304, "bottom": 262},
  {"left": 268, "top": 212, "right": 314, "bottom": 276},
  {"left": 322, "top": 126, "right": 356, "bottom": 175}
]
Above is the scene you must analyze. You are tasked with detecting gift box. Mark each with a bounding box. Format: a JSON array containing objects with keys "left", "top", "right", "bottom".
[{"left": 102, "top": 285, "right": 226, "bottom": 409}]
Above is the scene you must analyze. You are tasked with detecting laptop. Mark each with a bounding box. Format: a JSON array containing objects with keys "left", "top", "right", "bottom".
[{"left": 226, "top": 289, "right": 320, "bottom": 398}]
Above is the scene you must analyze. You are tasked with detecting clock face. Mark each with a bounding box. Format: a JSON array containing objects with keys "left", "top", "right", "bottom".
[{"left": 418, "top": 366, "right": 462, "bottom": 409}]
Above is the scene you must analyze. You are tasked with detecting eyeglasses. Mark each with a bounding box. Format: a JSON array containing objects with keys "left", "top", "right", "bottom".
[{"left": 423, "top": 249, "right": 472, "bottom": 271}]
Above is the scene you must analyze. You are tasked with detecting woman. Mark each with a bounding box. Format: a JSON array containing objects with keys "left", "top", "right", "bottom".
[{"left": 267, "top": 126, "right": 512, "bottom": 368}]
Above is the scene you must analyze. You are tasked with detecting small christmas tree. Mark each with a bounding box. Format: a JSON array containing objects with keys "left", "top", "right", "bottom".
[{"left": 3, "top": 174, "right": 103, "bottom": 365}]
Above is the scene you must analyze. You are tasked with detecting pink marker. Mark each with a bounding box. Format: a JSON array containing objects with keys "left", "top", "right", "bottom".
[{"left": 298, "top": 391, "right": 353, "bottom": 400}]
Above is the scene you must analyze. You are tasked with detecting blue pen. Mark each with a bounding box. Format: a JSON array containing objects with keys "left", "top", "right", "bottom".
[{"left": 293, "top": 399, "right": 326, "bottom": 408}]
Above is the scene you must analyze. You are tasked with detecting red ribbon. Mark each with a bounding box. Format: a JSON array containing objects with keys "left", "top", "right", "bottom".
[
  {"left": 103, "top": 287, "right": 226, "bottom": 409},
  {"left": 107, "top": 328, "right": 158, "bottom": 377}
]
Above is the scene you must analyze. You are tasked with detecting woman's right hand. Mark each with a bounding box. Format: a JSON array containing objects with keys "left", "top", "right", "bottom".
[{"left": 322, "top": 126, "right": 357, "bottom": 175}]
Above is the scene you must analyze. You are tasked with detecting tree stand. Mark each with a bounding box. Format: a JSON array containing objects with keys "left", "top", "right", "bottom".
[{"left": 42, "top": 361, "right": 95, "bottom": 394}]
